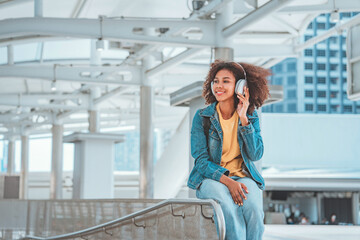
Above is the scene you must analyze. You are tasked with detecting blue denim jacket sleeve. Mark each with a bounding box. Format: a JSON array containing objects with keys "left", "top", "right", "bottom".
[
  {"left": 191, "top": 109, "right": 229, "bottom": 181},
  {"left": 238, "top": 110, "right": 264, "bottom": 161}
]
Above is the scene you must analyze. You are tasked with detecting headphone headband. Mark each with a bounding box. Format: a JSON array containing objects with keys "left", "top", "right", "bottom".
[{"left": 233, "top": 62, "right": 247, "bottom": 80}]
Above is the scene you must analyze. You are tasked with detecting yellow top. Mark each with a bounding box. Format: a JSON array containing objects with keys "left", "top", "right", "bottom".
[{"left": 216, "top": 104, "right": 246, "bottom": 177}]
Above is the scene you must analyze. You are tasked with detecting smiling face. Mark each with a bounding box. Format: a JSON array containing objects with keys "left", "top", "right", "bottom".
[{"left": 212, "top": 69, "right": 236, "bottom": 104}]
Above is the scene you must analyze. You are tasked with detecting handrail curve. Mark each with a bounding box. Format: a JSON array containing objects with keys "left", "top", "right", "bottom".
[{"left": 22, "top": 198, "right": 225, "bottom": 240}]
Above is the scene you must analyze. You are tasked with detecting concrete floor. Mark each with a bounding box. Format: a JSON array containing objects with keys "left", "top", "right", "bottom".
[{"left": 263, "top": 225, "right": 360, "bottom": 240}]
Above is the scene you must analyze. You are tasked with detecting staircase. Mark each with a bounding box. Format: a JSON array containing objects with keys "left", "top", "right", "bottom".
[{"left": 0, "top": 199, "right": 225, "bottom": 240}]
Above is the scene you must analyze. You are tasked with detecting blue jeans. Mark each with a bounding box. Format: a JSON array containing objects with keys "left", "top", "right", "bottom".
[{"left": 196, "top": 177, "right": 264, "bottom": 240}]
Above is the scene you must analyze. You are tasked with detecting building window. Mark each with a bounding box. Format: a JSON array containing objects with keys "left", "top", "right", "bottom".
[
  {"left": 330, "top": 77, "right": 338, "bottom": 84},
  {"left": 329, "top": 37, "right": 337, "bottom": 44},
  {"left": 307, "top": 22, "right": 313, "bottom": 29},
  {"left": 344, "top": 105, "right": 352, "bottom": 112},
  {"left": 288, "top": 103, "right": 297, "bottom": 113},
  {"left": 317, "top": 64, "right": 326, "bottom": 70},
  {"left": 305, "top": 104, "right": 313, "bottom": 111},
  {"left": 342, "top": 12, "right": 351, "bottom": 18},
  {"left": 305, "top": 90, "right": 313, "bottom": 98},
  {"left": 305, "top": 63, "right": 313, "bottom": 70},
  {"left": 287, "top": 76, "right": 296, "bottom": 85},
  {"left": 305, "top": 35, "right": 312, "bottom": 41},
  {"left": 342, "top": 50, "right": 347, "bottom": 57},
  {"left": 275, "top": 104, "right": 283, "bottom": 113},
  {"left": 330, "top": 64, "right": 338, "bottom": 71},
  {"left": 331, "top": 105, "right": 339, "bottom": 112},
  {"left": 305, "top": 76, "right": 313, "bottom": 84},
  {"left": 275, "top": 64, "right": 283, "bottom": 72},
  {"left": 343, "top": 64, "right": 347, "bottom": 71},
  {"left": 329, "top": 22, "right": 336, "bottom": 28},
  {"left": 288, "top": 90, "right": 297, "bottom": 99},
  {"left": 344, "top": 77, "right": 347, "bottom": 83},
  {"left": 317, "top": 23, "right": 326, "bottom": 29},
  {"left": 330, "top": 91, "right": 338, "bottom": 98},
  {"left": 287, "top": 62, "right": 297, "bottom": 71},
  {"left": 318, "top": 90, "right": 326, "bottom": 98},
  {"left": 356, "top": 105, "right": 360, "bottom": 114},
  {"left": 330, "top": 50, "right": 337, "bottom": 57},
  {"left": 318, "top": 104, "right": 327, "bottom": 111},
  {"left": 317, "top": 77, "right": 326, "bottom": 84},
  {"left": 304, "top": 49, "right": 312, "bottom": 56},
  {"left": 316, "top": 50, "right": 326, "bottom": 56},
  {"left": 274, "top": 77, "right": 283, "bottom": 85}
]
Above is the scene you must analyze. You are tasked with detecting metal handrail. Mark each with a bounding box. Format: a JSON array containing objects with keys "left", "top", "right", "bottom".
[{"left": 23, "top": 198, "right": 226, "bottom": 240}]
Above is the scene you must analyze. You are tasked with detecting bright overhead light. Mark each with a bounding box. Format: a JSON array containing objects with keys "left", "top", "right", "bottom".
[
  {"left": 330, "top": 10, "right": 340, "bottom": 23},
  {"left": 50, "top": 80, "right": 57, "bottom": 92},
  {"left": 96, "top": 38, "right": 104, "bottom": 51}
]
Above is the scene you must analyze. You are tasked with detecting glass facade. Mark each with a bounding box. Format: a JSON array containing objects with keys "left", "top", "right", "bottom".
[{"left": 263, "top": 12, "right": 360, "bottom": 114}]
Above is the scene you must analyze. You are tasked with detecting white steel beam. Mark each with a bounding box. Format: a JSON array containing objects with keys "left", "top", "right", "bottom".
[
  {"left": 93, "top": 87, "right": 132, "bottom": 105},
  {"left": 146, "top": 48, "right": 205, "bottom": 79},
  {"left": 271, "top": 16, "right": 299, "bottom": 36},
  {"left": 234, "top": 0, "right": 360, "bottom": 14},
  {"left": 223, "top": 0, "right": 294, "bottom": 38},
  {"left": 0, "top": 65, "right": 142, "bottom": 85},
  {"left": 0, "top": 17, "right": 215, "bottom": 47},
  {"left": 0, "top": 93, "right": 89, "bottom": 109}
]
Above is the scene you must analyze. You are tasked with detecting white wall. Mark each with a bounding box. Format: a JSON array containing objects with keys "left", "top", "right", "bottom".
[{"left": 261, "top": 113, "right": 360, "bottom": 169}]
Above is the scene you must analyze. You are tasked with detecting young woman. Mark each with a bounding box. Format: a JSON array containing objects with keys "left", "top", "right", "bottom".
[{"left": 187, "top": 60, "right": 270, "bottom": 240}]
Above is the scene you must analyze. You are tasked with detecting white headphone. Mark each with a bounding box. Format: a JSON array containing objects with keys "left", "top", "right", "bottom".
[{"left": 211, "top": 62, "right": 248, "bottom": 96}]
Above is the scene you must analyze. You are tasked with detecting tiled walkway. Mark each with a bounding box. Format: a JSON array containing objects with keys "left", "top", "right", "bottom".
[{"left": 263, "top": 225, "right": 360, "bottom": 240}]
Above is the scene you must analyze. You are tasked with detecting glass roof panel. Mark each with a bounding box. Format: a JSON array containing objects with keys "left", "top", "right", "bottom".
[
  {"left": 43, "top": 39, "right": 91, "bottom": 60},
  {"left": 13, "top": 43, "right": 38, "bottom": 62}
]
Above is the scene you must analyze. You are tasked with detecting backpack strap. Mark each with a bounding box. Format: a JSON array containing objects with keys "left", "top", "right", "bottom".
[{"left": 202, "top": 116, "right": 211, "bottom": 140}]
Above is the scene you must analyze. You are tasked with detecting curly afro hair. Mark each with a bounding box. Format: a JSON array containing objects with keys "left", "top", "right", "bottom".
[{"left": 203, "top": 60, "right": 271, "bottom": 115}]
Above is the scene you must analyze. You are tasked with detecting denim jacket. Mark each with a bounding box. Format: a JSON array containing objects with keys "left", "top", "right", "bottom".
[{"left": 187, "top": 102, "right": 265, "bottom": 190}]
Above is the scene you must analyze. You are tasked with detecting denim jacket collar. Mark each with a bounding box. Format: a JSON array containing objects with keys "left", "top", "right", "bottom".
[{"left": 199, "top": 102, "right": 258, "bottom": 119}]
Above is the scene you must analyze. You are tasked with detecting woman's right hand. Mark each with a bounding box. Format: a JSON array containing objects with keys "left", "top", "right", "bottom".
[{"left": 220, "top": 175, "right": 248, "bottom": 206}]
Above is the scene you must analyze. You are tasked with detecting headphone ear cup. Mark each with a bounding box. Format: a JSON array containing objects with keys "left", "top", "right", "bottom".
[
  {"left": 235, "top": 80, "right": 241, "bottom": 95},
  {"left": 235, "top": 79, "right": 247, "bottom": 95},
  {"left": 211, "top": 81, "right": 215, "bottom": 96}
]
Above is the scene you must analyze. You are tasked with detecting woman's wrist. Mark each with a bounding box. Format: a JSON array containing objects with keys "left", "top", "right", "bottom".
[
  {"left": 240, "top": 117, "right": 249, "bottom": 126},
  {"left": 220, "top": 174, "right": 234, "bottom": 187}
]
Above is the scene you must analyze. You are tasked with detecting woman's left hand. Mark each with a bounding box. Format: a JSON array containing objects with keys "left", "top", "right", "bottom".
[{"left": 236, "top": 86, "right": 250, "bottom": 120}]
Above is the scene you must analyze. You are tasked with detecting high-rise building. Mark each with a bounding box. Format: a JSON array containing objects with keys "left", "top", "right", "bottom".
[{"left": 263, "top": 12, "right": 360, "bottom": 114}]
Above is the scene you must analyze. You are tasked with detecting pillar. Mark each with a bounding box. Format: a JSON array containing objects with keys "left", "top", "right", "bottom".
[
  {"left": 50, "top": 124, "right": 63, "bottom": 199},
  {"left": 20, "top": 135, "right": 29, "bottom": 199},
  {"left": 7, "top": 137, "right": 15, "bottom": 174},
  {"left": 139, "top": 27, "right": 156, "bottom": 198}
]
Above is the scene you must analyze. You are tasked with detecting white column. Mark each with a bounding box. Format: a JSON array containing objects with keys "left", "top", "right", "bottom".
[
  {"left": 88, "top": 88, "right": 101, "bottom": 133},
  {"left": 34, "top": 0, "right": 43, "bottom": 17},
  {"left": 7, "top": 137, "right": 16, "bottom": 174},
  {"left": 352, "top": 192, "right": 359, "bottom": 225},
  {"left": 316, "top": 193, "right": 322, "bottom": 224},
  {"left": 20, "top": 135, "right": 29, "bottom": 199},
  {"left": 7, "top": 45, "right": 13, "bottom": 65},
  {"left": 139, "top": 27, "right": 156, "bottom": 199},
  {"left": 50, "top": 124, "right": 63, "bottom": 199},
  {"left": 215, "top": 1, "right": 233, "bottom": 49},
  {"left": 88, "top": 40, "right": 102, "bottom": 133}
]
